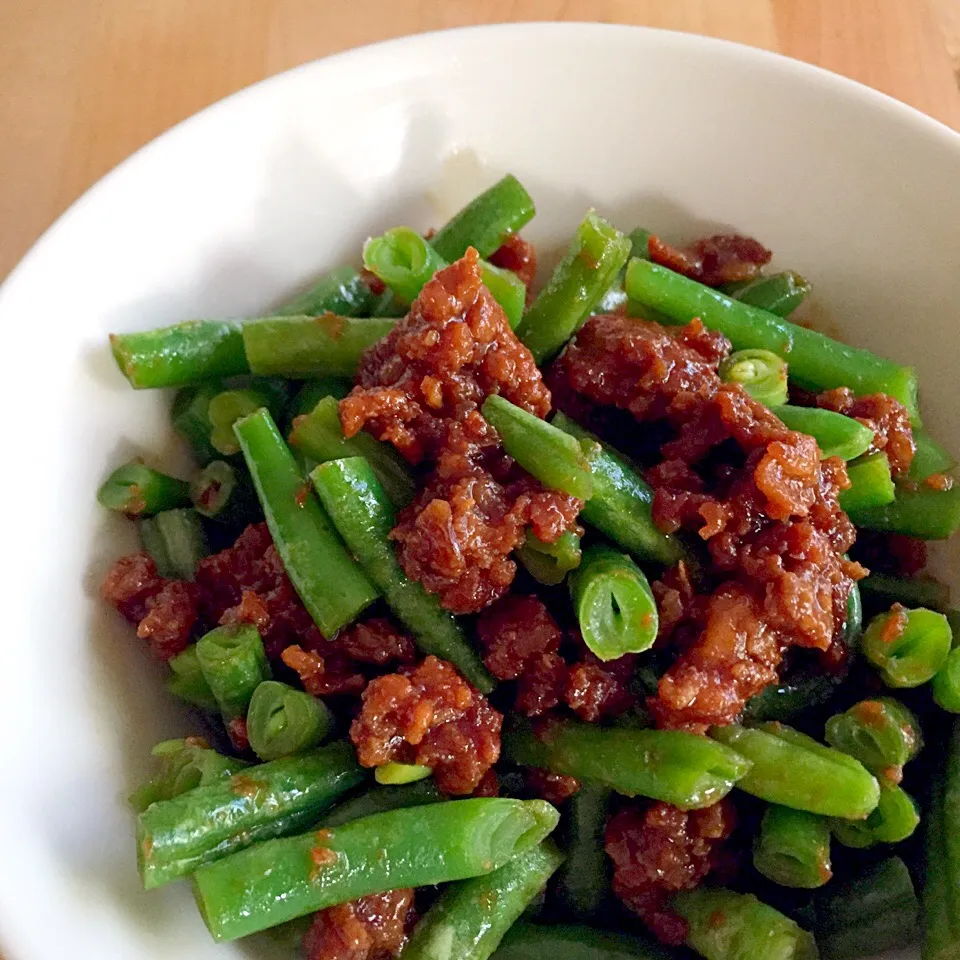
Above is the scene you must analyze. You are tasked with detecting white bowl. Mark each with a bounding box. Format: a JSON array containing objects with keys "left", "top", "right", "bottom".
[{"left": 1, "top": 22, "right": 958, "bottom": 960}]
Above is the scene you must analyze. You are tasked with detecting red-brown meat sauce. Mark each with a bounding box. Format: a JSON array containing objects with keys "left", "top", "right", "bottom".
[
  {"left": 340, "top": 248, "right": 581, "bottom": 613},
  {"left": 303, "top": 889, "right": 417, "bottom": 960}
]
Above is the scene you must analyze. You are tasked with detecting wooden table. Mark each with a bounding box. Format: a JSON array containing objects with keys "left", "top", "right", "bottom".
[{"left": 2, "top": 1, "right": 959, "bottom": 282}]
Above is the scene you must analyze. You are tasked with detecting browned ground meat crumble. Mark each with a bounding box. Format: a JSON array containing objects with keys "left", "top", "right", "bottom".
[
  {"left": 349, "top": 655, "right": 502, "bottom": 795},
  {"left": 340, "top": 249, "right": 581, "bottom": 613},
  {"left": 647, "top": 233, "right": 772, "bottom": 287},
  {"left": 525, "top": 768, "right": 581, "bottom": 805},
  {"left": 303, "top": 889, "right": 417, "bottom": 960},
  {"left": 605, "top": 799, "right": 737, "bottom": 945},
  {"left": 554, "top": 314, "right": 864, "bottom": 730},
  {"left": 488, "top": 233, "right": 538, "bottom": 303}
]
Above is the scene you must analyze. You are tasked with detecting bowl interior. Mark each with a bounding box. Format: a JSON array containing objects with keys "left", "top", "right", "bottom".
[{"left": 1, "top": 22, "right": 958, "bottom": 960}]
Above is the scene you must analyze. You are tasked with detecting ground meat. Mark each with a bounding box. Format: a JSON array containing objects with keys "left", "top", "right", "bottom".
[
  {"left": 555, "top": 314, "right": 862, "bottom": 729},
  {"left": 471, "top": 768, "right": 500, "bottom": 797},
  {"left": 565, "top": 652, "right": 636, "bottom": 722},
  {"left": 648, "top": 233, "right": 771, "bottom": 287},
  {"left": 340, "top": 248, "right": 551, "bottom": 465},
  {"left": 488, "top": 234, "right": 537, "bottom": 302},
  {"left": 525, "top": 768, "right": 581, "bottom": 805},
  {"left": 816, "top": 387, "right": 915, "bottom": 475},
  {"left": 303, "top": 889, "right": 416, "bottom": 960},
  {"left": 101, "top": 553, "right": 166, "bottom": 623},
  {"left": 606, "top": 799, "right": 736, "bottom": 945},
  {"left": 136, "top": 580, "right": 201, "bottom": 661},
  {"left": 337, "top": 618, "right": 418, "bottom": 666},
  {"left": 477, "top": 594, "right": 563, "bottom": 679},
  {"left": 350, "top": 655, "right": 502, "bottom": 795},
  {"left": 516, "top": 651, "right": 569, "bottom": 716}
]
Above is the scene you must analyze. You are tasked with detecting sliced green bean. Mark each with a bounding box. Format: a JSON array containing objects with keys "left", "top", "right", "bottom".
[
  {"left": 242, "top": 314, "right": 396, "bottom": 378},
  {"left": 431, "top": 174, "right": 536, "bottom": 261},
  {"left": 710, "top": 723, "right": 879, "bottom": 819},
  {"left": 310, "top": 457, "right": 493, "bottom": 692},
  {"left": 233, "top": 408, "right": 378, "bottom": 637},
  {"left": 516, "top": 211, "right": 632, "bottom": 364},
  {"left": 504, "top": 716, "right": 751, "bottom": 810},
  {"left": 909, "top": 429, "right": 957, "bottom": 481},
  {"left": 482, "top": 396, "right": 595, "bottom": 499},
  {"left": 401, "top": 841, "right": 564, "bottom": 960},
  {"left": 275, "top": 265, "right": 379, "bottom": 318},
  {"left": 569, "top": 544, "right": 658, "bottom": 660},
  {"left": 171, "top": 380, "right": 223, "bottom": 465},
  {"left": 192, "top": 798, "right": 560, "bottom": 941},
  {"left": 166, "top": 645, "right": 218, "bottom": 711},
  {"left": 319, "top": 779, "right": 443, "bottom": 828},
  {"left": 846, "top": 480, "right": 960, "bottom": 539},
  {"left": 754, "top": 805, "right": 832, "bottom": 889},
  {"left": 551, "top": 412, "right": 685, "bottom": 566},
  {"left": 844, "top": 581, "right": 863, "bottom": 648},
  {"left": 732, "top": 271, "right": 811, "bottom": 316},
  {"left": 824, "top": 697, "right": 922, "bottom": 779},
  {"left": 934, "top": 648, "right": 960, "bottom": 712},
  {"left": 137, "top": 508, "right": 208, "bottom": 579},
  {"left": 813, "top": 856, "right": 919, "bottom": 960},
  {"left": 831, "top": 782, "right": 919, "bottom": 848},
  {"left": 130, "top": 737, "right": 246, "bottom": 812},
  {"left": 838, "top": 452, "right": 896, "bottom": 513},
  {"left": 773, "top": 406, "right": 874, "bottom": 461},
  {"left": 719, "top": 348, "right": 789, "bottom": 406},
  {"left": 247, "top": 680, "right": 333, "bottom": 761},
  {"left": 556, "top": 782, "right": 612, "bottom": 919},
  {"left": 288, "top": 377, "right": 352, "bottom": 419},
  {"left": 624, "top": 259, "right": 919, "bottom": 420},
  {"left": 137, "top": 741, "right": 364, "bottom": 888},
  {"left": 374, "top": 762, "right": 432, "bottom": 785},
  {"left": 97, "top": 462, "right": 190, "bottom": 516},
  {"left": 860, "top": 571, "right": 951, "bottom": 612},
  {"left": 673, "top": 887, "right": 819, "bottom": 960},
  {"left": 493, "top": 923, "right": 670, "bottom": 960},
  {"left": 190, "top": 459, "right": 260, "bottom": 527},
  {"left": 290, "top": 395, "right": 416, "bottom": 509},
  {"left": 861, "top": 604, "right": 952, "bottom": 688},
  {"left": 110, "top": 320, "right": 249, "bottom": 389},
  {"left": 516, "top": 529, "right": 582, "bottom": 586},
  {"left": 742, "top": 674, "right": 840, "bottom": 723},
  {"left": 207, "top": 379, "right": 289, "bottom": 455},
  {"left": 195, "top": 624, "right": 271, "bottom": 721}
]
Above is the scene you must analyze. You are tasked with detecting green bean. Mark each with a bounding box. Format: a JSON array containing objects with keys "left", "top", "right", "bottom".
[
  {"left": 813, "top": 856, "right": 919, "bottom": 960},
  {"left": 136, "top": 741, "right": 364, "bottom": 888},
  {"left": 710, "top": 723, "right": 879, "bottom": 819},
  {"left": 190, "top": 459, "right": 260, "bottom": 527},
  {"left": 130, "top": 737, "right": 246, "bottom": 812},
  {"left": 673, "top": 887, "right": 819, "bottom": 960},
  {"left": 289, "top": 395, "right": 416, "bottom": 508},
  {"left": 923, "top": 717, "right": 960, "bottom": 960},
  {"left": 110, "top": 320, "right": 249, "bottom": 389},
  {"left": 624, "top": 259, "right": 920, "bottom": 419},
  {"left": 247, "top": 680, "right": 333, "bottom": 761},
  {"left": 773, "top": 406, "right": 875, "bottom": 461},
  {"left": 97, "top": 462, "right": 190, "bottom": 516},
  {"left": 319, "top": 779, "right": 442, "bottom": 828},
  {"left": 569, "top": 544, "right": 658, "bottom": 660},
  {"left": 556, "top": 782, "right": 612, "bottom": 919},
  {"left": 628, "top": 227, "right": 652, "bottom": 260},
  {"left": 192, "top": 797, "right": 560, "bottom": 941},
  {"left": 481, "top": 396, "right": 595, "bottom": 499},
  {"left": 741, "top": 674, "right": 840, "bottom": 723},
  {"left": 934, "top": 648, "right": 960, "bottom": 712},
  {"left": 137, "top": 508, "right": 208, "bottom": 579},
  {"left": 719, "top": 348, "right": 789, "bottom": 406},
  {"left": 845, "top": 581, "right": 863, "bottom": 648},
  {"left": 846, "top": 480, "right": 960, "bottom": 539},
  {"left": 551, "top": 412, "right": 685, "bottom": 566},
  {"left": 362, "top": 227, "right": 526, "bottom": 325},
  {"left": 374, "top": 762, "right": 432, "bottom": 785},
  {"left": 310, "top": 457, "right": 493, "bottom": 692},
  {"left": 503, "top": 716, "right": 751, "bottom": 810},
  {"left": 288, "top": 377, "right": 352, "bottom": 420},
  {"left": 494, "top": 924, "right": 670, "bottom": 960},
  {"left": 516, "top": 211, "right": 632, "bottom": 364},
  {"left": 207, "top": 379, "right": 289, "bottom": 455},
  {"left": 195, "top": 624, "right": 271, "bottom": 721},
  {"left": 166, "top": 645, "right": 218, "bottom": 711},
  {"left": 823, "top": 697, "right": 922, "bottom": 779},
  {"left": 401, "top": 841, "right": 564, "bottom": 960},
  {"left": 838, "top": 452, "right": 896, "bottom": 513},
  {"left": 516, "top": 529, "right": 582, "bottom": 586},
  {"left": 430, "top": 174, "right": 536, "bottom": 261},
  {"left": 242, "top": 314, "right": 395, "bottom": 378},
  {"left": 171, "top": 380, "right": 223, "bottom": 465},
  {"left": 831, "top": 782, "right": 919, "bottom": 848},
  {"left": 909, "top": 429, "right": 957, "bottom": 481},
  {"left": 861, "top": 604, "right": 952, "bottom": 688},
  {"left": 860, "top": 571, "right": 951, "bottom": 612},
  {"left": 274, "top": 264, "right": 379, "bottom": 318},
  {"left": 754, "top": 805, "right": 832, "bottom": 888},
  {"left": 233, "top": 408, "right": 378, "bottom": 636},
  {"left": 731, "top": 271, "right": 811, "bottom": 317}
]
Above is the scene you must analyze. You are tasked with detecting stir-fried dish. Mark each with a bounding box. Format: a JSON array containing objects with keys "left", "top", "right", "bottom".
[{"left": 99, "top": 175, "right": 960, "bottom": 960}]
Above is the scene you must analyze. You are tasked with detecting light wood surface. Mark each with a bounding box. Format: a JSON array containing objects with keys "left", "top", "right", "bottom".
[{"left": 2, "top": 1, "right": 959, "bottom": 282}]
